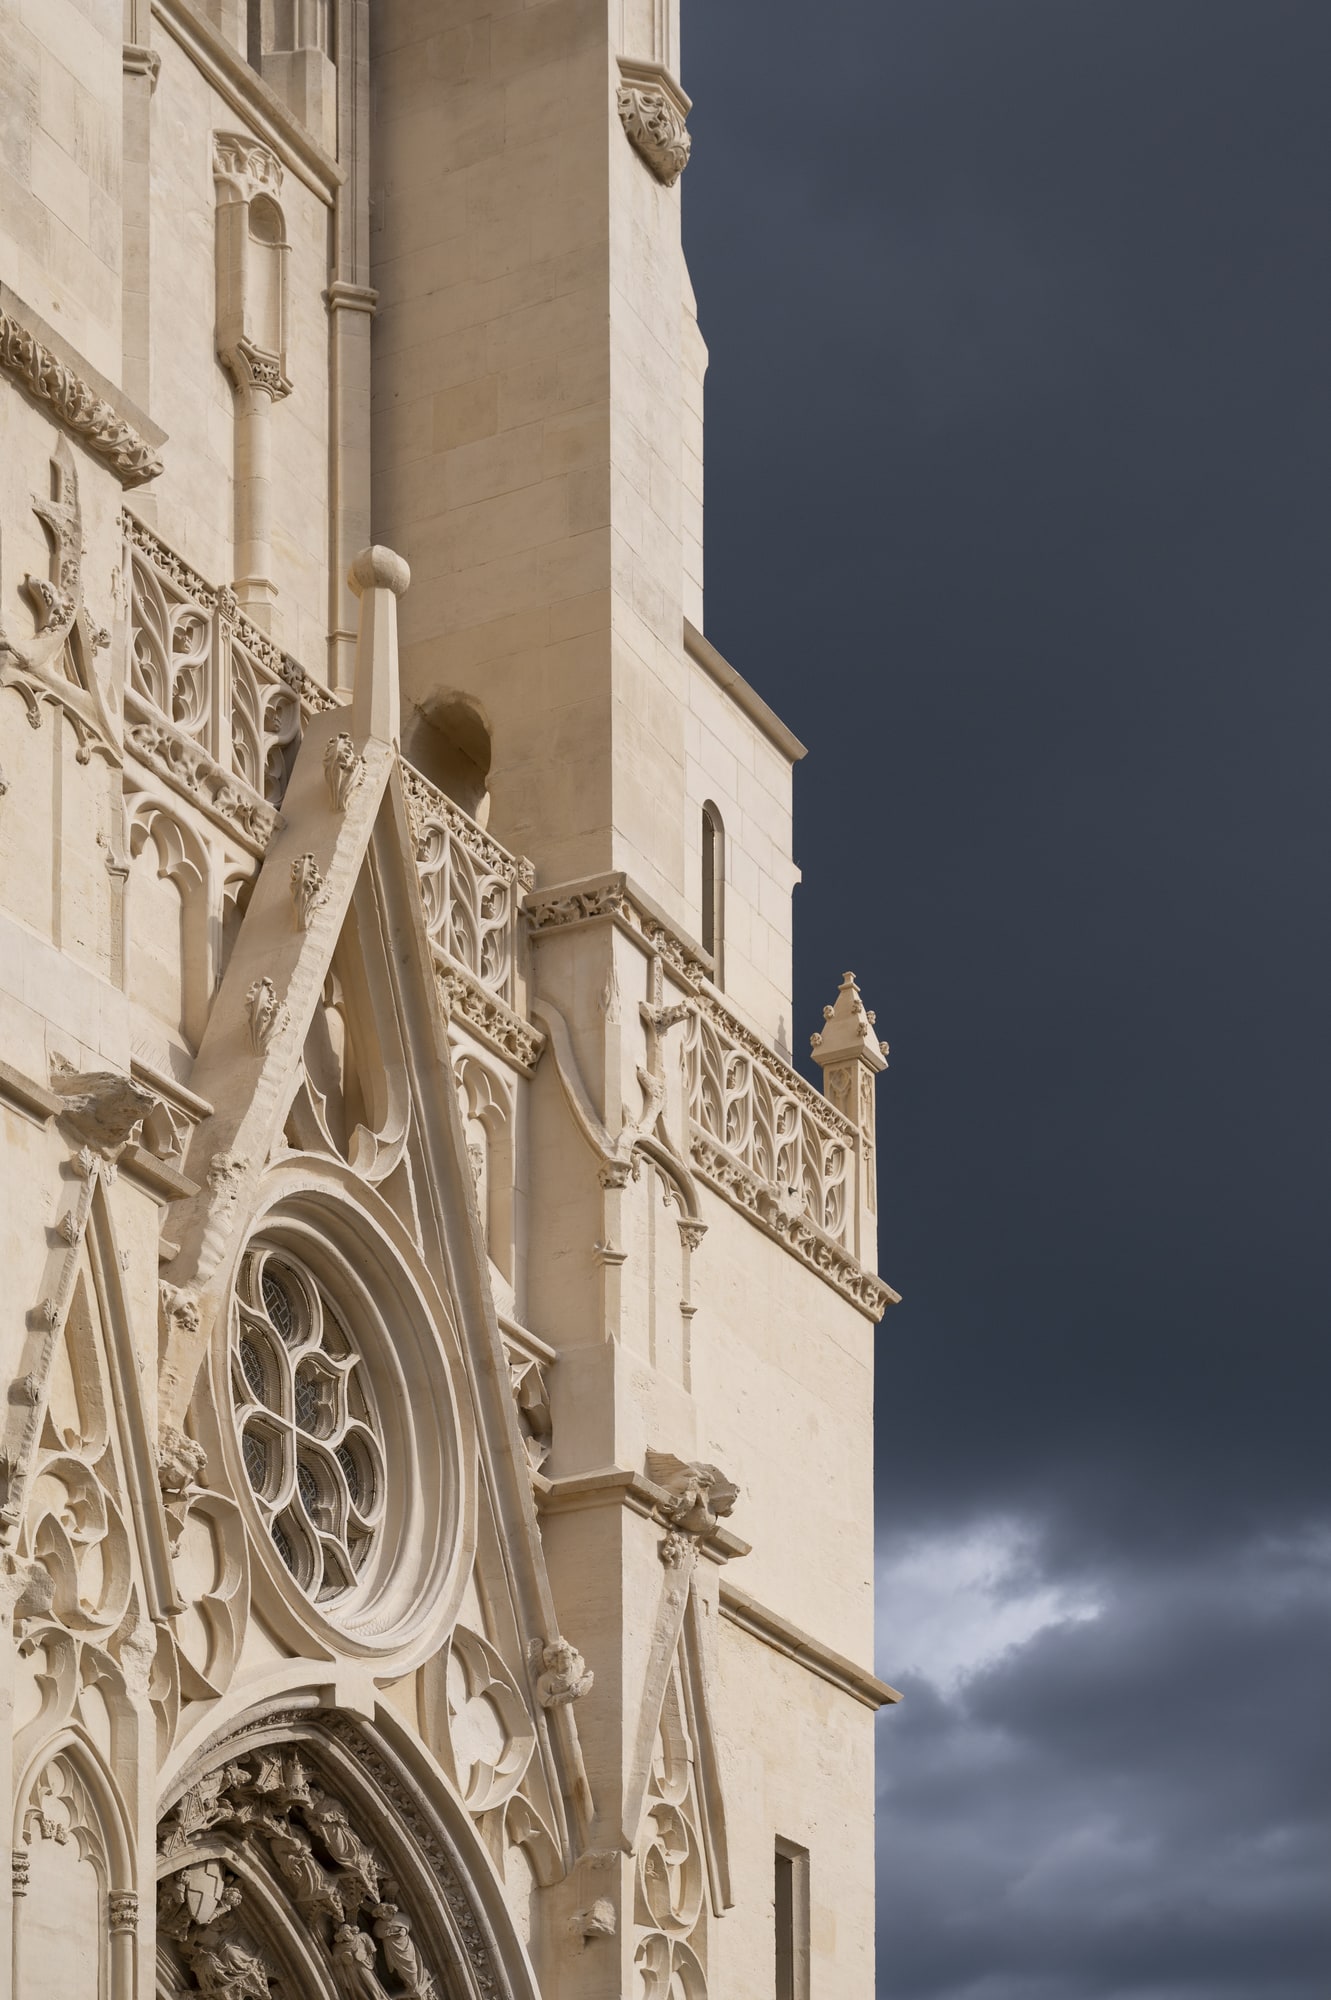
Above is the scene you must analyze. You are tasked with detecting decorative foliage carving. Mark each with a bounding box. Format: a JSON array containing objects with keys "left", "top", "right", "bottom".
[
  {"left": 0, "top": 438, "right": 120, "bottom": 763},
  {"left": 0, "top": 306, "right": 162, "bottom": 483},
  {"left": 325, "top": 731, "right": 364, "bottom": 810},
  {"left": 531, "top": 1635, "right": 594, "bottom": 1707},
  {"left": 688, "top": 1129, "right": 894, "bottom": 1319},
  {"left": 617, "top": 64, "right": 692, "bottom": 186},
  {"left": 245, "top": 976, "right": 287, "bottom": 1054},
  {"left": 290, "top": 853, "right": 326, "bottom": 928},
  {"left": 435, "top": 962, "right": 544, "bottom": 1076}
]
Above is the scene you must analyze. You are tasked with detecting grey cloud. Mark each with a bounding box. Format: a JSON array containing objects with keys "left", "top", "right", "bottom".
[
  {"left": 877, "top": 1529, "right": 1331, "bottom": 2000},
  {"left": 683, "top": 0, "right": 1330, "bottom": 1991}
]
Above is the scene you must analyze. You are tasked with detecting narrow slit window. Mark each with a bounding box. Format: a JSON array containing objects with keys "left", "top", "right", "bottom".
[
  {"left": 701, "top": 800, "right": 725, "bottom": 985},
  {"left": 775, "top": 1838, "right": 810, "bottom": 2000}
]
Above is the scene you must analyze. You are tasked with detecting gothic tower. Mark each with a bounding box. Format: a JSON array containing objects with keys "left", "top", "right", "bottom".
[{"left": 0, "top": 3, "right": 898, "bottom": 1997}]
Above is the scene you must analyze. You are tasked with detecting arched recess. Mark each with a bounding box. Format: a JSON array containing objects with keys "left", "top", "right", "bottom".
[
  {"left": 455, "top": 1052, "right": 516, "bottom": 1284},
  {"left": 13, "top": 1731, "right": 137, "bottom": 2000},
  {"left": 700, "top": 800, "right": 725, "bottom": 986},
  {"left": 155, "top": 1702, "right": 543, "bottom": 2000},
  {"left": 125, "top": 795, "right": 211, "bottom": 1048}
]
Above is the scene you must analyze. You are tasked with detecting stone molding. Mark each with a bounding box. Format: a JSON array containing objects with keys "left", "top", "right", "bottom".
[
  {"left": 152, "top": 0, "right": 344, "bottom": 205},
  {"left": 689, "top": 1129, "right": 897, "bottom": 1321},
  {"left": 616, "top": 58, "right": 692, "bottom": 186},
  {"left": 435, "top": 958, "right": 545, "bottom": 1076},
  {"left": 718, "top": 1580, "right": 902, "bottom": 1710},
  {"left": 683, "top": 619, "right": 808, "bottom": 765},
  {"left": 525, "top": 868, "right": 713, "bottom": 986},
  {"left": 0, "top": 286, "right": 164, "bottom": 486}
]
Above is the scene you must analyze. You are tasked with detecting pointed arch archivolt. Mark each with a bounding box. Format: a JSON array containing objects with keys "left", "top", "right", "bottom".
[
  {"left": 155, "top": 1702, "right": 543, "bottom": 2000},
  {"left": 13, "top": 1728, "right": 137, "bottom": 2000}
]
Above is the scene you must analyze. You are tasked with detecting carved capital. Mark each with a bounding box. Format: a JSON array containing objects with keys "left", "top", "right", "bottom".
[
  {"left": 212, "top": 132, "right": 283, "bottom": 206},
  {"left": 108, "top": 1890, "right": 138, "bottom": 1934},
  {"left": 617, "top": 61, "right": 692, "bottom": 186}
]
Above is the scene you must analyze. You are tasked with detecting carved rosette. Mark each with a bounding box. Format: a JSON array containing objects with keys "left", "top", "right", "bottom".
[{"left": 617, "top": 61, "right": 692, "bottom": 186}]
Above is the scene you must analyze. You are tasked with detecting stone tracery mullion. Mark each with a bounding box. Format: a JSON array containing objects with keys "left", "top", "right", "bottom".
[{"left": 231, "top": 1247, "right": 387, "bottom": 1603}]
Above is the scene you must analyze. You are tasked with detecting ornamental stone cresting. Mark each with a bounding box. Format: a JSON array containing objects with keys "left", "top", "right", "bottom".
[{"left": 0, "top": 4, "right": 901, "bottom": 1998}]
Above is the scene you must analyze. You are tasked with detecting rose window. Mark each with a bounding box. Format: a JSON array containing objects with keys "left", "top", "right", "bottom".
[{"left": 230, "top": 1245, "right": 385, "bottom": 1604}]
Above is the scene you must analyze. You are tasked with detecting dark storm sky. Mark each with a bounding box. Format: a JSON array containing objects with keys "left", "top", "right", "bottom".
[{"left": 680, "top": 5, "right": 1331, "bottom": 1996}]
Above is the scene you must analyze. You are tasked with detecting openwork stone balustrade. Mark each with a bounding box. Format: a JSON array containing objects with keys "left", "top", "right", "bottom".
[{"left": 120, "top": 522, "right": 880, "bottom": 1301}]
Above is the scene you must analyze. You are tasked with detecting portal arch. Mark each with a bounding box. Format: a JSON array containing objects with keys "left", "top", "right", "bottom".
[{"left": 156, "top": 1702, "right": 543, "bottom": 2000}]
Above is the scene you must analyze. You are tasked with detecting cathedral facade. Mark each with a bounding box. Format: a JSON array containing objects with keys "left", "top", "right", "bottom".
[{"left": 0, "top": 3, "right": 898, "bottom": 1996}]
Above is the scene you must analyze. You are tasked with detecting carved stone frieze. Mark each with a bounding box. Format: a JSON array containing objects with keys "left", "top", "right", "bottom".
[
  {"left": 0, "top": 306, "right": 162, "bottom": 484},
  {"left": 436, "top": 960, "right": 545, "bottom": 1075},
  {"left": 125, "top": 704, "right": 280, "bottom": 852},
  {"left": 157, "top": 1747, "right": 446, "bottom": 2000},
  {"left": 688, "top": 1128, "right": 895, "bottom": 1320}
]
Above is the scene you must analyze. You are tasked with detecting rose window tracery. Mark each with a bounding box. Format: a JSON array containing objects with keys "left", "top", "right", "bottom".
[{"left": 231, "top": 1246, "right": 385, "bottom": 1604}]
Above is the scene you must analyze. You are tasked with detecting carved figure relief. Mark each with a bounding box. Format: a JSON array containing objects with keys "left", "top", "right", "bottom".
[
  {"left": 531, "top": 1635, "right": 594, "bottom": 1707},
  {"left": 156, "top": 1742, "right": 450, "bottom": 2000}
]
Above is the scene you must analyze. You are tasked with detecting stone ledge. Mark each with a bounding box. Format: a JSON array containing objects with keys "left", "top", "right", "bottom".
[
  {"left": 719, "top": 1580, "right": 901, "bottom": 1711},
  {"left": 684, "top": 619, "right": 808, "bottom": 765},
  {"left": 0, "top": 1058, "right": 61, "bottom": 1126}
]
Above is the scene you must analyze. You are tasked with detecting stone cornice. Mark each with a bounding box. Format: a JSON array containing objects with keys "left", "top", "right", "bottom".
[
  {"left": 690, "top": 1128, "right": 898, "bottom": 1322},
  {"left": 525, "top": 869, "right": 714, "bottom": 985},
  {"left": 718, "top": 1580, "right": 901, "bottom": 1711},
  {"left": 0, "top": 286, "right": 165, "bottom": 486},
  {"left": 683, "top": 619, "right": 808, "bottom": 765},
  {"left": 435, "top": 956, "right": 545, "bottom": 1076},
  {"left": 151, "top": 0, "right": 344, "bottom": 204}
]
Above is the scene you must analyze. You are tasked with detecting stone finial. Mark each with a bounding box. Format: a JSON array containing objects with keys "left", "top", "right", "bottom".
[
  {"left": 348, "top": 546, "right": 408, "bottom": 747},
  {"left": 348, "top": 546, "right": 411, "bottom": 599},
  {"left": 809, "top": 971, "right": 888, "bottom": 1074}
]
